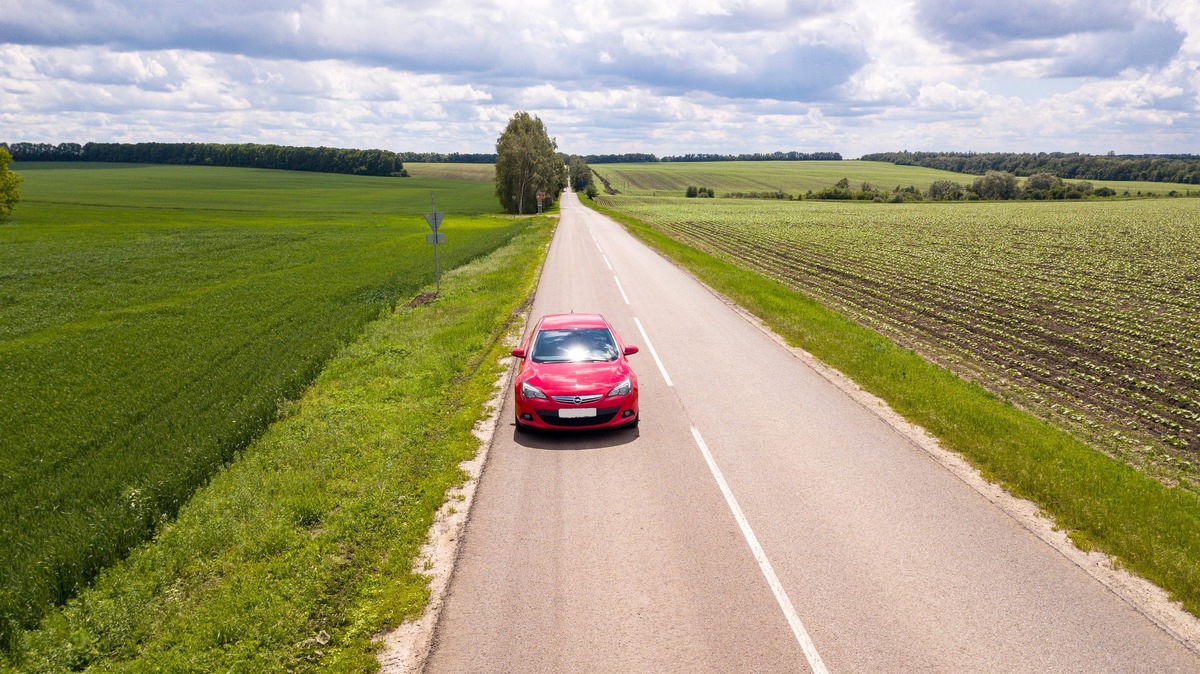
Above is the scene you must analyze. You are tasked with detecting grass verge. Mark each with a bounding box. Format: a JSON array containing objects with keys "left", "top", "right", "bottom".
[
  {"left": 586, "top": 200, "right": 1200, "bottom": 618},
  {"left": 2, "top": 216, "right": 554, "bottom": 673}
]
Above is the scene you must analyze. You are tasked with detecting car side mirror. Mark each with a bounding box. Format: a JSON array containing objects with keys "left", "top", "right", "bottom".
[
  {"left": 624, "top": 345, "right": 639, "bottom": 356},
  {"left": 511, "top": 348, "right": 526, "bottom": 359}
]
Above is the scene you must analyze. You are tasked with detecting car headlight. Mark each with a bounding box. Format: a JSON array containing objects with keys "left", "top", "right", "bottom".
[
  {"left": 521, "top": 381, "right": 548, "bottom": 399},
  {"left": 607, "top": 378, "right": 632, "bottom": 397}
]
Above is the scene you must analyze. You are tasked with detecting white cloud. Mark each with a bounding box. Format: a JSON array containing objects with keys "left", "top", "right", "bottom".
[
  {"left": 914, "top": 82, "right": 996, "bottom": 112},
  {"left": 914, "top": 0, "right": 1186, "bottom": 77},
  {"left": 0, "top": 0, "right": 1197, "bottom": 154}
]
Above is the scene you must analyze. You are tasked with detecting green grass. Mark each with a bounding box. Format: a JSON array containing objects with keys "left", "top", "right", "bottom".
[
  {"left": 591, "top": 160, "right": 1200, "bottom": 196},
  {"left": 586, "top": 199, "right": 1200, "bottom": 619},
  {"left": 0, "top": 164, "right": 516, "bottom": 653},
  {"left": 2, "top": 214, "right": 554, "bottom": 672}
]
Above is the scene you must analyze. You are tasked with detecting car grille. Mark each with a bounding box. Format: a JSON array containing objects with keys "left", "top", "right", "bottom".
[
  {"left": 551, "top": 393, "right": 604, "bottom": 404},
  {"left": 537, "top": 407, "right": 620, "bottom": 427}
]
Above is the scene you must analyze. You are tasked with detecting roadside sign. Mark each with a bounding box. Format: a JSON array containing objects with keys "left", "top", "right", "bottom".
[{"left": 425, "top": 192, "right": 445, "bottom": 294}]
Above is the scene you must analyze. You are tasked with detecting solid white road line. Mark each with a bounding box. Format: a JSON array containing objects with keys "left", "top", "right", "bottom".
[
  {"left": 633, "top": 317, "right": 673, "bottom": 387},
  {"left": 614, "top": 276, "right": 631, "bottom": 305},
  {"left": 690, "top": 427, "right": 831, "bottom": 674}
]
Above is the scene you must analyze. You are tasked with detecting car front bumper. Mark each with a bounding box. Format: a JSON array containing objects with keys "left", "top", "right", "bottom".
[{"left": 514, "top": 393, "right": 639, "bottom": 430}]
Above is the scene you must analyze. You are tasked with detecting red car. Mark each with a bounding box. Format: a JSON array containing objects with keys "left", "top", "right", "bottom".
[{"left": 511, "top": 313, "right": 640, "bottom": 431}]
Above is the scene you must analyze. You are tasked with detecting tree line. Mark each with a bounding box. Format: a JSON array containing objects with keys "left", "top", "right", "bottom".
[
  {"left": 861, "top": 151, "right": 1200, "bottom": 184},
  {"left": 582, "top": 151, "right": 841, "bottom": 164},
  {"left": 583, "top": 153, "right": 661, "bottom": 164},
  {"left": 399, "top": 151, "right": 496, "bottom": 163},
  {"left": 2, "top": 142, "right": 408, "bottom": 177},
  {"left": 663, "top": 151, "right": 841, "bottom": 162}
]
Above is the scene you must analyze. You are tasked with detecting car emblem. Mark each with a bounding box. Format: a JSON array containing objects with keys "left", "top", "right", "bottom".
[{"left": 573, "top": 396, "right": 582, "bottom": 404}]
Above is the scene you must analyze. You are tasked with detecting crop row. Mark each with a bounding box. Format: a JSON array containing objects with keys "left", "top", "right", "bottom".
[{"left": 604, "top": 196, "right": 1200, "bottom": 484}]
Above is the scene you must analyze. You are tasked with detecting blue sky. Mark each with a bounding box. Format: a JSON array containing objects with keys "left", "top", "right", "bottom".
[{"left": 2, "top": 0, "right": 1198, "bottom": 157}]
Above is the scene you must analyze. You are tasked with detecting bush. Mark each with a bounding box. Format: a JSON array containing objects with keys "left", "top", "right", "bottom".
[
  {"left": 1025, "top": 172, "right": 1061, "bottom": 191},
  {"left": 970, "top": 171, "right": 1019, "bottom": 200},
  {"left": 809, "top": 186, "right": 855, "bottom": 200},
  {"left": 724, "top": 191, "right": 794, "bottom": 200},
  {"left": 927, "top": 180, "right": 965, "bottom": 201}
]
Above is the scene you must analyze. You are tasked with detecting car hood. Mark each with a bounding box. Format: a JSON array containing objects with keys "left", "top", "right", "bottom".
[{"left": 526, "top": 361, "right": 629, "bottom": 394}]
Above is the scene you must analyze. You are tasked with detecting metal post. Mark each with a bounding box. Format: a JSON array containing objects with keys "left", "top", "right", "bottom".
[
  {"left": 431, "top": 192, "right": 440, "bottom": 295},
  {"left": 423, "top": 193, "right": 445, "bottom": 296}
]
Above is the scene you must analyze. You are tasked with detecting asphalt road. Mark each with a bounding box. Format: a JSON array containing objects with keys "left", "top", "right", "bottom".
[{"left": 424, "top": 192, "right": 1199, "bottom": 672}]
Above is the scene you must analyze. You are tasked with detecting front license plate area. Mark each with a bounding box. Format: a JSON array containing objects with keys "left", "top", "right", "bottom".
[{"left": 559, "top": 407, "right": 598, "bottom": 419}]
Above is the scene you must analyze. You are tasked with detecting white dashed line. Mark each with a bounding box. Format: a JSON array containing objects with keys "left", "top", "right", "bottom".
[
  {"left": 613, "top": 275, "right": 631, "bottom": 305},
  {"left": 595, "top": 213, "right": 819, "bottom": 669},
  {"left": 690, "top": 428, "right": 830, "bottom": 674},
  {"left": 632, "top": 317, "right": 672, "bottom": 387}
]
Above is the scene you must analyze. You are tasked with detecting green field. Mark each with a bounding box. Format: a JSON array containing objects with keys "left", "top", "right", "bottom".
[
  {"left": 11, "top": 162, "right": 502, "bottom": 212},
  {"left": 403, "top": 162, "right": 495, "bottom": 183},
  {"left": 0, "top": 163, "right": 516, "bottom": 652},
  {"left": 591, "top": 160, "right": 1200, "bottom": 196}
]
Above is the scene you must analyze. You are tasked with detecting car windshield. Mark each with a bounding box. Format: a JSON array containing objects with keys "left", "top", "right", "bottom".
[{"left": 531, "top": 328, "right": 619, "bottom": 363}]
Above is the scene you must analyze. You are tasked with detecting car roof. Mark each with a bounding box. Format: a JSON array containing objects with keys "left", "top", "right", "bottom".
[{"left": 537, "top": 313, "right": 609, "bottom": 330}]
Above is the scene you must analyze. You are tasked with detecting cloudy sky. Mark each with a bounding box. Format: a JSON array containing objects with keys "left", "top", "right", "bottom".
[{"left": 2, "top": 0, "right": 1198, "bottom": 157}]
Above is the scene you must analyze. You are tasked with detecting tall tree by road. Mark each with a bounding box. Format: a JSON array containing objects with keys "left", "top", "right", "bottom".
[
  {"left": 0, "top": 147, "right": 21, "bottom": 220},
  {"left": 495, "top": 112, "right": 566, "bottom": 214}
]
